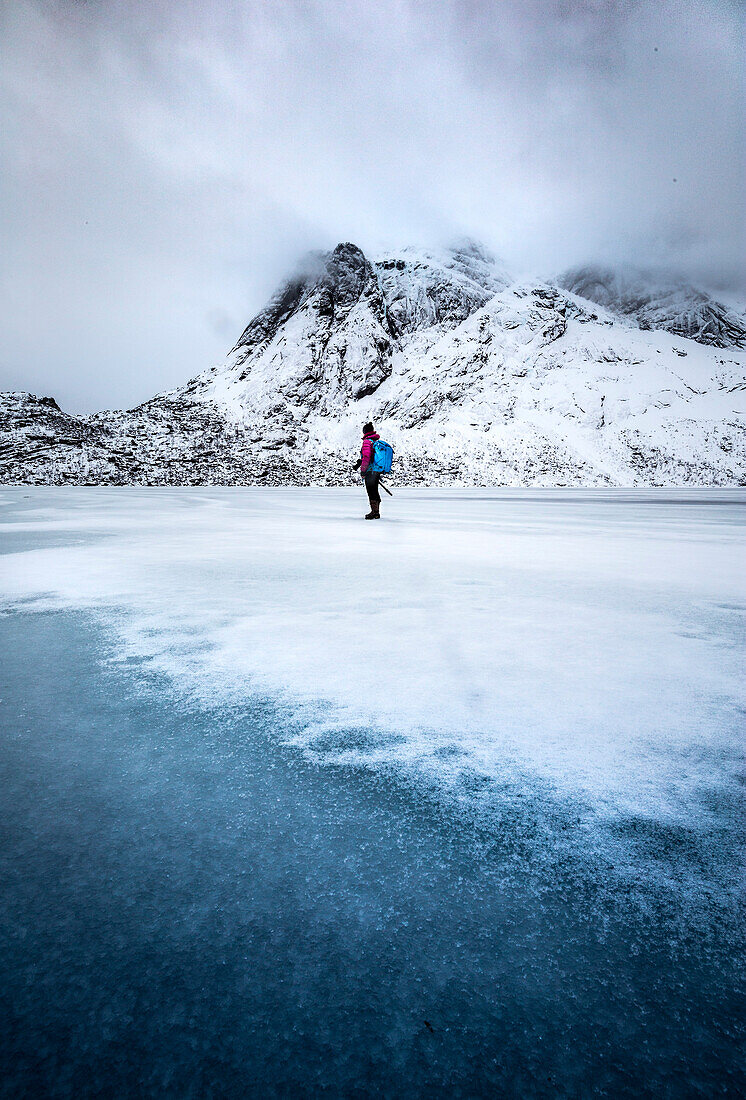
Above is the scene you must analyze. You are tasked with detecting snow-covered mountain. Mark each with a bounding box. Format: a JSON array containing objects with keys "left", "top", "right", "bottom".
[{"left": 2, "top": 241, "right": 745, "bottom": 485}]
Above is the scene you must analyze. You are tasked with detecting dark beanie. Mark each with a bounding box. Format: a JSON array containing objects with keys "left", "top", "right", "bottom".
[{"left": 362, "top": 421, "right": 374, "bottom": 435}]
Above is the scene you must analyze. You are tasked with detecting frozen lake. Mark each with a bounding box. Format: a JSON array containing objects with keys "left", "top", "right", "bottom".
[{"left": 1, "top": 488, "right": 744, "bottom": 1095}]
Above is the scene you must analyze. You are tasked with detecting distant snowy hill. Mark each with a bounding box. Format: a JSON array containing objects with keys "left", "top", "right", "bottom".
[{"left": 2, "top": 241, "right": 745, "bottom": 485}]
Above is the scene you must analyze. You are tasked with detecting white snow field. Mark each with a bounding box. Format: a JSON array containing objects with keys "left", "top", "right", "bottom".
[{"left": 1, "top": 486, "right": 743, "bottom": 830}]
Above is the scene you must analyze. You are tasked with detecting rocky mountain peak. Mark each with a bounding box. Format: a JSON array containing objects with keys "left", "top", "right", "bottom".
[
  {"left": 233, "top": 241, "right": 385, "bottom": 358},
  {"left": 558, "top": 264, "right": 746, "bottom": 348},
  {"left": 316, "top": 242, "right": 385, "bottom": 322},
  {"left": 373, "top": 241, "right": 510, "bottom": 337}
]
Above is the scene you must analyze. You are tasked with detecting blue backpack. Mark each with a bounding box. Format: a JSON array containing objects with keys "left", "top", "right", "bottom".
[{"left": 369, "top": 439, "right": 394, "bottom": 474}]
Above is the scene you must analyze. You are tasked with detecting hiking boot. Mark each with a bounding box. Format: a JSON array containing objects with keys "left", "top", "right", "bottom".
[{"left": 365, "top": 503, "right": 380, "bottom": 519}]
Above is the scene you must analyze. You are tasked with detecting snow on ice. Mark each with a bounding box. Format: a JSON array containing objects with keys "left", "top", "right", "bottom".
[{"left": 1, "top": 487, "right": 743, "bottom": 831}]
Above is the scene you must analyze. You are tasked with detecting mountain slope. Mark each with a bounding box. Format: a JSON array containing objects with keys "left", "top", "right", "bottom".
[{"left": 2, "top": 243, "right": 745, "bottom": 486}]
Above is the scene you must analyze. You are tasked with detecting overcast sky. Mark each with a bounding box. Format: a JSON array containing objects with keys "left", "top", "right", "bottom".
[{"left": 1, "top": 0, "right": 744, "bottom": 412}]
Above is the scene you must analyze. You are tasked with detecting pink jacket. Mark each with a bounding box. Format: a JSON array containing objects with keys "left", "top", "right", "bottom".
[{"left": 360, "top": 431, "right": 380, "bottom": 474}]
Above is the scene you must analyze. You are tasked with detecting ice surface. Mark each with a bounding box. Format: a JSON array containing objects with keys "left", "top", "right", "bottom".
[
  {"left": 0, "top": 487, "right": 743, "bottom": 829},
  {"left": 1, "top": 488, "right": 744, "bottom": 1095}
]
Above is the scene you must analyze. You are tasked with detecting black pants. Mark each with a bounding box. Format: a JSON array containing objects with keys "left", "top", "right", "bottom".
[{"left": 364, "top": 472, "right": 381, "bottom": 505}]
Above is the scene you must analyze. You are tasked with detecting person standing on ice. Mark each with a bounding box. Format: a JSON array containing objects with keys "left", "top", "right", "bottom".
[{"left": 354, "top": 421, "right": 381, "bottom": 520}]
